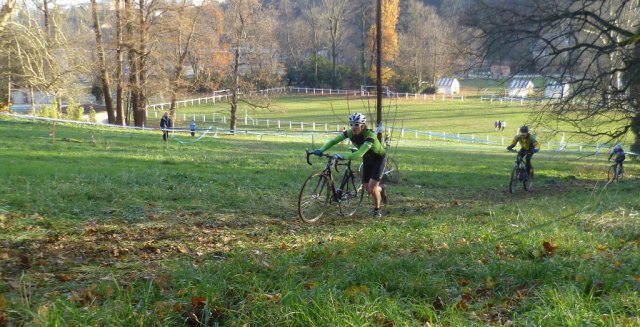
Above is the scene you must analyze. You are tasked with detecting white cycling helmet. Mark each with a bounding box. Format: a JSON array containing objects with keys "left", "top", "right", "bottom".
[
  {"left": 613, "top": 143, "right": 622, "bottom": 150},
  {"left": 348, "top": 112, "right": 366, "bottom": 125}
]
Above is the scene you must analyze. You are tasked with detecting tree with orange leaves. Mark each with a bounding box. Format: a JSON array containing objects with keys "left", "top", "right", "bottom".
[{"left": 367, "top": 0, "right": 399, "bottom": 85}]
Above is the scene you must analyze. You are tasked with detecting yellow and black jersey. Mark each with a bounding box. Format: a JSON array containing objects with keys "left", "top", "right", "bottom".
[{"left": 509, "top": 134, "right": 540, "bottom": 151}]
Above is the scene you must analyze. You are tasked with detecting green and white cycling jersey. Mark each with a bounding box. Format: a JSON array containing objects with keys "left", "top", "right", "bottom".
[{"left": 319, "top": 129, "right": 385, "bottom": 160}]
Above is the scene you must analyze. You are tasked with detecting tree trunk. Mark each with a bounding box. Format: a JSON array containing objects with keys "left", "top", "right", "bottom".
[
  {"left": 230, "top": 45, "right": 240, "bottom": 133},
  {"left": 115, "top": 0, "right": 125, "bottom": 125},
  {"left": 91, "top": 0, "right": 115, "bottom": 124},
  {"left": 124, "top": 0, "right": 139, "bottom": 126},
  {"left": 630, "top": 36, "right": 640, "bottom": 155},
  {"left": 134, "top": 0, "right": 147, "bottom": 127}
]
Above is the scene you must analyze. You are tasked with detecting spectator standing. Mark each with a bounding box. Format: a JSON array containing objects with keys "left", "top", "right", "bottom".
[
  {"left": 160, "top": 112, "right": 170, "bottom": 141},
  {"left": 190, "top": 120, "right": 197, "bottom": 137},
  {"left": 497, "top": 120, "right": 502, "bottom": 131},
  {"left": 494, "top": 120, "right": 499, "bottom": 131},
  {"left": 501, "top": 120, "right": 506, "bottom": 131}
]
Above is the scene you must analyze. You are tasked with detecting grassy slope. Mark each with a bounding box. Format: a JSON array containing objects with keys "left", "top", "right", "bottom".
[{"left": 0, "top": 117, "right": 638, "bottom": 326}]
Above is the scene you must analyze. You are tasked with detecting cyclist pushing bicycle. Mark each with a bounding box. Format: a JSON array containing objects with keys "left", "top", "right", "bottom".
[
  {"left": 313, "top": 112, "right": 387, "bottom": 218},
  {"left": 506, "top": 126, "right": 540, "bottom": 178},
  {"left": 608, "top": 143, "right": 625, "bottom": 175}
]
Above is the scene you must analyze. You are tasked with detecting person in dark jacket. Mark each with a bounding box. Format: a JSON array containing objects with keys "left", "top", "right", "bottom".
[{"left": 160, "top": 112, "right": 170, "bottom": 141}]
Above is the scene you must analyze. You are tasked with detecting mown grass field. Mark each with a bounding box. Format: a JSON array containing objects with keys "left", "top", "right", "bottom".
[
  {"left": 1, "top": 106, "right": 639, "bottom": 326},
  {"left": 158, "top": 94, "right": 624, "bottom": 151}
]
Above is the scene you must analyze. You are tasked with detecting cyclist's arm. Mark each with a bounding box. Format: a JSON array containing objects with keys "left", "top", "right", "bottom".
[
  {"left": 532, "top": 139, "right": 541, "bottom": 151},
  {"left": 507, "top": 137, "right": 518, "bottom": 148},
  {"left": 318, "top": 133, "right": 347, "bottom": 152},
  {"left": 344, "top": 141, "right": 373, "bottom": 160}
]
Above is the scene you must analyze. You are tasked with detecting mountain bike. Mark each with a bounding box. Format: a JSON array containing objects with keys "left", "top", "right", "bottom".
[
  {"left": 298, "top": 149, "right": 364, "bottom": 223},
  {"left": 607, "top": 161, "right": 623, "bottom": 182},
  {"left": 508, "top": 149, "right": 534, "bottom": 193}
]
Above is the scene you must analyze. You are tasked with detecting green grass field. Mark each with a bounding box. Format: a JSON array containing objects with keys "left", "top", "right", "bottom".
[
  {"left": 1, "top": 103, "right": 639, "bottom": 325},
  {"left": 157, "top": 94, "right": 626, "bottom": 153}
]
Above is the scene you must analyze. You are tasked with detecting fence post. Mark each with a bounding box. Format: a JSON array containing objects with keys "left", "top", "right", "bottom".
[
  {"left": 278, "top": 120, "right": 281, "bottom": 129},
  {"left": 312, "top": 122, "right": 316, "bottom": 131},
  {"left": 203, "top": 115, "right": 205, "bottom": 122},
  {"left": 301, "top": 122, "right": 304, "bottom": 130},
  {"left": 501, "top": 136, "right": 504, "bottom": 146},
  {"left": 457, "top": 133, "right": 460, "bottom": 142},
  {"left": 154, "top": 112, "right": 157, "bottom": 118},
  {"left": 183, "top": 113, "right": 186, "bottom": 121},
  {"left": 324, "top": 123, "right": 328, "bottom": 131},
  {"left": 267, "top": 119, "right": 270, "bottom": 128},
  {"left": 223, "top": 116, "right": 226, "bottom": 124},
  {"left": 289, "top": 121, "right": 292, "bottom": 129}
]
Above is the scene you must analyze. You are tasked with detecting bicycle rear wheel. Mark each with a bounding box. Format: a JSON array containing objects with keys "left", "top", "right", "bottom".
[
  {"left": 338, "top": 172, "right": 364, "bottom": 217},
  {"left": 383, "top": 157, "right": 400, "bottom": 183},
  {"left": 509, "top": 167, "right": 520, "bottom": 194},
  {"left": 524, "top": 168, "right": 534, "bottom": 191},
  {"left": 298, "top": 173, "right": 331, "bottom": 223}
]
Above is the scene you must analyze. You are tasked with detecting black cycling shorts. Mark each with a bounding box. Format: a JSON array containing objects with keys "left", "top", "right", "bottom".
[{"left": 362, "top": 155, "right": 386, "bottom": 183}]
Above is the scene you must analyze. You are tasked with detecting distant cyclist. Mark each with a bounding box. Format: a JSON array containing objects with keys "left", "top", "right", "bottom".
[
  {"left": 506, "top": 126, "right": 540, "bottom": 177},
  {"left": 608, "top": 143, "right": 626, "bottom": 174},
  {"left": 313, "top": 112, "right": 387, "bottom": 218}
]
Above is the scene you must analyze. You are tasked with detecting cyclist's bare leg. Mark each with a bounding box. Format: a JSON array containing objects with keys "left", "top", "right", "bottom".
[{"left": 367, "top": 179, "right": 382, "bottom": 209}]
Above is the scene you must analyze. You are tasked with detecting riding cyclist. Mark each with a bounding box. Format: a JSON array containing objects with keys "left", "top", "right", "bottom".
[
  {"left": 506, "top": 126, "right": 540, "bottom": 178},
  {"left": 313, "top": 113, "right": 387, "bottom": 218},
  {"left": 608, "top": 143, "right": 626, "bottom": 175}
]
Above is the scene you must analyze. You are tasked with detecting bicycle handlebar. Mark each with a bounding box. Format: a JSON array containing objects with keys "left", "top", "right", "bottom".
[{"left": 305, "top": 149, "right": 348, "bottom": 173}]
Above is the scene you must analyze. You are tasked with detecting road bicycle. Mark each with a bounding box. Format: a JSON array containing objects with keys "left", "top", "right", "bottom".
[
  {"left": 298, "top": 150, "right": 364, "bottom": 223},
  {"left": 508, "top": 149, "right": 534, "bottom": 193},
  {"left": 607, "top": 161, "right": 623, "bottom": 182}
]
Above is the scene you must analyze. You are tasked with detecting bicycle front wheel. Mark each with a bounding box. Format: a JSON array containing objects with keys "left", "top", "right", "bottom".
[
  {"left": 509, "top": 167, "right": 520, "bottom": 194},
  {"left": 607, "top": 165, "right": 618, "bottom": 182},
  {"left": 338, "top": 172, "right": 364, "bottom": 217},
  {"left": 298, "top": 173, "right": 331, "bottom": 223}
]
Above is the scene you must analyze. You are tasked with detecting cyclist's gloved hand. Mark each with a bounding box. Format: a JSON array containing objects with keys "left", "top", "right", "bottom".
[
  {"left": 313, "top": 149, "right": 323, "bottom": 156},
  {"left": 506, "top": 146, "right": 513, "bottom": 151},
  {"left": 333, "top": 154, "right": 344, "bottom": 160}
]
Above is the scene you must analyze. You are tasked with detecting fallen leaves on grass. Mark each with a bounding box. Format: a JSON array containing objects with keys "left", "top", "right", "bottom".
[
  {"left": 542, "top": 241, "right": 558, "bottom": 257},
  {"left": 345, "top": 285, "right": 369, "bottom": 300},
  {"left": 373, "top": 312, "right": 394, "bottom": 327}
]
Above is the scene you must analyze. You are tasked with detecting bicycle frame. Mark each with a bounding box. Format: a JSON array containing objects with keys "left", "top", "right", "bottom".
[{"left": 305, "top": 151, "right": 355, "bottom": 201}]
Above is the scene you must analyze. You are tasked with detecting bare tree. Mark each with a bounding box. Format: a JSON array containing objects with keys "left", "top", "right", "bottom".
[
  {"left": 465, "top": 0, "right": 640, "bottom": 151},
  {"left": 115, "top": 0, "right": 126, "bottom": 125},
  {"left": 0, "top": 0, "right": 16, "bottom": 31},
  {"left": 91, "top": 0, "right": 115, "bottom": 123},
  {"left": 321, "top": 0, "right": 352, "bottom": 87},
  {"left": 224, "top": 0, "right": 280, "bottom": 133}
]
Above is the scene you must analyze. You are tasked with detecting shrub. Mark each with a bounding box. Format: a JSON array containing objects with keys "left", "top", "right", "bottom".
[{"left": 89, "top": 106, "right": 97, "bottom": 123}]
